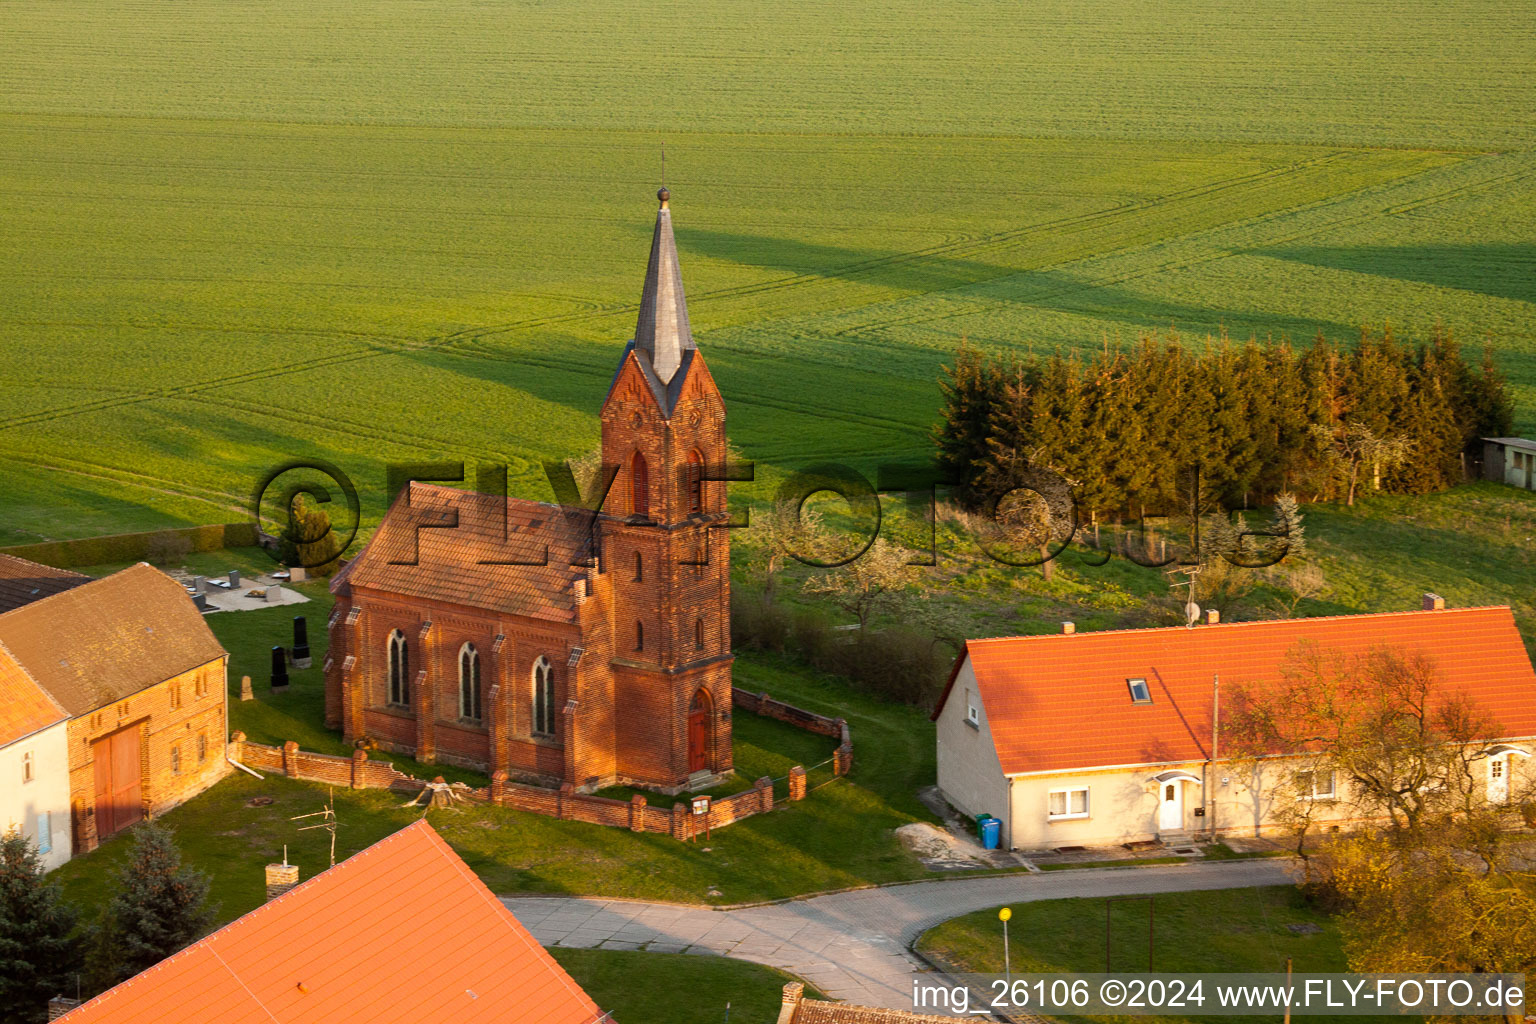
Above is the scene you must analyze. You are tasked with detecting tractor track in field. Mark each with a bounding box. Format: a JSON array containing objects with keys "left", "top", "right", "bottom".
[{"left": 0, "top": 150, "right": 1362, "bottom": 436}]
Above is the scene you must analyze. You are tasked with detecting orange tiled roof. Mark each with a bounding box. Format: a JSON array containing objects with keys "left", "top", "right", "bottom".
[
  {"left": 341, "top": 483, "right": 593, "bottom": 623},
  {"left": 935, "top": 607, "right": 1536, "bottom": 776},
  {"left": 58, "top": 820, "right": 606, "bottom": 1024},
  {"left": 0, "top": 553, "right": 89, "bottom": 614},
  {"left": 0, "top": 641, "right": 67, "bottom": 747},
  {"left": 0, "top": 563, "right": 225, "bottom": 717}
]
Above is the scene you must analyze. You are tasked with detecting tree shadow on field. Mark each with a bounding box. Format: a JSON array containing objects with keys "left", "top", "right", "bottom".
[
  {"left": 1260, "top": 243, "right": 1536, "bottom": 306},
  {"left": 683, "top": 228, "right": 1363, "bottom": 344}
]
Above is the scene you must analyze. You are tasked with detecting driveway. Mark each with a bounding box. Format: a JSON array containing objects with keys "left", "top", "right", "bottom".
[{"left": 505, "top": 859, "right": 1291, "bottom": 1011}]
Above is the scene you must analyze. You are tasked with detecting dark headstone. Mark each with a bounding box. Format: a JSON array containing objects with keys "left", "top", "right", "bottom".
[
  {"left": 292, "top": 616, "right": 311, "bottom": 668},
  {"left": 270, "top": 645, "right": 289, "bottom": 692}
]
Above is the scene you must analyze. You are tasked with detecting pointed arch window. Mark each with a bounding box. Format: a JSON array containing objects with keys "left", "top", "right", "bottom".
[
  {"left": 633, "top": 550, "right": 643, "bottom": 581},
  {"left": 458, "top": 643, "right": 482, "bottom": 722},
  {"left": 532, "top": 657, "right": 555, "bottom": 737},
  {"left": 630, "top": 451, "right": 649, "bottom": 518},
  {"left": 388, "top": 629, "right": 410, "bottom": 705},
  {"left": 635, "top": 620, "right": 644, "bottom": 652},
  {"left": 685, "top": 449, "right": 704, "bottom": 514},
  {"left": 695, "top": 617, "right": 705, "bottom": 650}
]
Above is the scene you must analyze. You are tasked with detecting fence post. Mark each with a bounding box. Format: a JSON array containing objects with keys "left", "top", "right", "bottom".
[
  {"left": 558, "top": 782, "right": 574, "bottom": 820},
  {"left": 490, "top": 770, "right": 507, "bottom": 804},
  {"left": 630, "top": 793, "right": 647, "bottom": 832},
  {"left": 756, "top": 775, "right": 774, "bottom": 813},
  {"left": 282, "top": 740, "right": 300, "bottom": 778},
  {"left": 671, "top": 801, "right": 689, "bottom": 840},
  {"left": 788, "top": 765, "right": 807, "bottom": 801},
  {"left": 228, "top": 730, "right": 245, "bottom": 762},
  {"left": 351, "top": 747, "right": 367, "bottom": 789}
]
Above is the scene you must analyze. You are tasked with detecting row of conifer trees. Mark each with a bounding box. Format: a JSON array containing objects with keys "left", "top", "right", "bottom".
[{"left": 933, "top": 328, "right": 1514, "bottom": 516}]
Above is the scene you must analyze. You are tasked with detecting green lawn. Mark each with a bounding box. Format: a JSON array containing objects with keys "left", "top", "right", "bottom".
[
  {"left": 551, "top": 948, "right": 824, "bottom": 1024},
  {"left": 916, "top": 887, "right": 1375, "bottom": 1024},
  {"left": 52, "top": 647, "right": 938, "bottom": 921}
]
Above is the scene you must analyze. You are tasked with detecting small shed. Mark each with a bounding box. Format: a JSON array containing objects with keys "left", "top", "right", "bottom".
[{"left": 1482, "top": 437, "right": 1536, "bottom": 491}]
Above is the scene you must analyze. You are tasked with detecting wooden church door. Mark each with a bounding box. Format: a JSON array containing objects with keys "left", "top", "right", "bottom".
[{"left": 687, "top": 690, "right": 709, "bottom": 773}]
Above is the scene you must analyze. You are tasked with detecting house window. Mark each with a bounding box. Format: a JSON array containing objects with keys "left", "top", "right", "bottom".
[
  {"left": 195, "top": 673, "right": 207, "bottom": 698},
  {"left": 633, "top": 551, "right": 643, "bottom": 581},
  {"left": 170, "top": 684, "right": 181, "bottom": 710},
  {"left": 685, "top": 449, "right": 704, "bottom": 514},
  {"left": 1297, "top": 770, "right": 1336, "bottom": 800},
  {"left": 695, "top": 617, "right": 705, "bottom": 650},
  {"left": 388, "top": 629, "right": 410, "bottom": 706},
  {"left": 965, "top": 691, "right": 979, "bottom": 727},
  {"left": 459, "top": 643, "right": 482, "bottom": 722},
  {"left": 197, "top": 733, "right": 207, "bottom": 763},
  {"left": 630, "top": 451, "right": 649, "bottom": 518},
  {"left": 171, "top": 745, "right": 182, "bottom": 775},
  {"left": 1127, "top": 678, "right": 1152, "bottom": 704},
  {"left": 635, "top": 620, "right": 644, "bottom": 652},
  {"left": 532, "top": 657, "right": 555, "bottom": 737},
  {"left": 37, "top": 812, "right": 51, "bottom": 855},
  {"left": 1048, "top": 787, "right": 1090, "bottom": 820},
  {"left": 22, "top": 751, "right": 34, "bottom": 783}
]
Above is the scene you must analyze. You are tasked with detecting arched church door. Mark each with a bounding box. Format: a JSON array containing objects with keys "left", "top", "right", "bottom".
[{"left": 688, "top": 689, "right": 710, "bottom": 773}]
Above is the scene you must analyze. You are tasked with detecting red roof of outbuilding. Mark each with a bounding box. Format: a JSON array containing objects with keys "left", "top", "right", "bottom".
[
  {"left": 933, "top": 607, "right": 1536, "bottom": 776},
  {"left": 59, "top": 820, "right": 606, "bottom": 1024}
]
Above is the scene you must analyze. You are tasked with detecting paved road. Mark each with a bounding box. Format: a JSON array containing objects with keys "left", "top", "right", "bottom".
[{"left": 505, "top": 860, "right": 1291, "bottom": 1011}]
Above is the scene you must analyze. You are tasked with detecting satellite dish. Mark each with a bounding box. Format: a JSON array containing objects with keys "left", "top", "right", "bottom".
[{"left": 1185, "top": 601, "right": 1201, "bottom": 626}]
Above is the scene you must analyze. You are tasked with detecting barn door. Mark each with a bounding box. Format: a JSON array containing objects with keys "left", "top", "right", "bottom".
[
  {"left": 687, "top": 690, "right": 710, "bottom": 773},
  {"left": 93, "top": 728, "right": 143, "bottom": 838}
]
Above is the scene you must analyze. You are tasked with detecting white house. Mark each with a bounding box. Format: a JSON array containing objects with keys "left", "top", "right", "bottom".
[
  {"left": 932, "top": 601, "right": 1536, "bottom": 852},
  {"left": 0, "top": 643, "right": 72, "bottom": 870}
]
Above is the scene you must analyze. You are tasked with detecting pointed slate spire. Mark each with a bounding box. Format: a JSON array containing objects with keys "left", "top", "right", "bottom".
[{"left": 633, "top": 187, "right": 694, "bottom": 385}]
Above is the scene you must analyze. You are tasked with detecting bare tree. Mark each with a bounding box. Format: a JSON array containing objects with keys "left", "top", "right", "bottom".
[
  {"left": 745, "top": 498, "right": 826, "bottom": 603},
  {"left": 1308, "top": 422, "right": 1414, "bottom": 505},
  {"left": 802, "top": 537, "right": 915, "bottom": 631}
]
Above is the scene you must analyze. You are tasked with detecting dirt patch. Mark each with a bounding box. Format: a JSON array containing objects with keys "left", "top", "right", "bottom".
[{"left": 896, "top": 822, "right": 988, "bottom": 871}]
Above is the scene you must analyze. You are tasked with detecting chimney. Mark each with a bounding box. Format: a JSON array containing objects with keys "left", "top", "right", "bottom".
[
  {"left": 778, "top": 983, "right": 805, "bottom": 1023},
  {"left": 47, "top": 997, "right": 81, "bottom": 1020},
  {"left": 265, "top": 857, "right": 300, "bottom": 902},
  {"left": 1061, "top": 622, "right": 1076, "bottom": 635},
  {"left": 1422, "top": 592, "right": 1445, "bottom": 611},
  {"left": 1206, "top": 609, "right": 1220, "bottom": 625}
]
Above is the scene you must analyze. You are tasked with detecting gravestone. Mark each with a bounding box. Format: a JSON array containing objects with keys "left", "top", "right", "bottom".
[
  {"left": 270, "top": 646, "right": 289, "bottom": 692},
  {"left": 240, "top": 675, "right": 254, "bottom": 701},
  {"left": 292, "top": 616, "right": 312, "bottom": 669},
  {"left": 265, "top": 582, "right": 283, "bottom": 603},
  {"left": 228, "top": 569, "right": 241, "bottom": 589}
]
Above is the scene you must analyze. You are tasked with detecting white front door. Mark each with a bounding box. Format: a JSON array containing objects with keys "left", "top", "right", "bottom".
[
  {"left": 1488, "top": 756, "right": 1508, "bottom": 804},
  {"left": 1159, "top": 781, "right": 1182, "bottom": 830}
]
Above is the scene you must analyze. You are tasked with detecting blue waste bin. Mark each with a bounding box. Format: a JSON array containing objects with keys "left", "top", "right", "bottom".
[
  {"left": 976, "top": 813, "right": 994, "bottom": 839},
  {"left": 980, "top": 817, "right": 1002, "bottom": 850}
]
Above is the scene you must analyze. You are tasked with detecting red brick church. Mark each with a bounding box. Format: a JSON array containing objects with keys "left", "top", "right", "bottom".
[{"left": 325, "top": 189, "right": 733, "bottom": 794}]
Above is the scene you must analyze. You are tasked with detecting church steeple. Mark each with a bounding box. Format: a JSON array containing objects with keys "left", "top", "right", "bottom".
[{"left": 633, "top": 187, "right": 694, "bottom": 385}]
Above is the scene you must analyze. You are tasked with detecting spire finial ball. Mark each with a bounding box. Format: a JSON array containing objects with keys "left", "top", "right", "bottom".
[{"left": 657, "top": 186, "right": 670, "bottom": 205}]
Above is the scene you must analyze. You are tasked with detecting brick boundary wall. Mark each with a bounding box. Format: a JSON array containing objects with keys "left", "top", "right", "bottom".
[
  {"left": 1, "top": 522, "right": 259, "bottom": 569},
  {"left": 228, "top": 690, "right": 851, "bottom": 841}
]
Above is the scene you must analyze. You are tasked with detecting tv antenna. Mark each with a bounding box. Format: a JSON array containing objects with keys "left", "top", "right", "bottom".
[
  {"left": 291, "top": 788, "right": 342, "bottom": 868},
  {"left": 1165, "top": 563, "right": 1203, "bottom": 627}
]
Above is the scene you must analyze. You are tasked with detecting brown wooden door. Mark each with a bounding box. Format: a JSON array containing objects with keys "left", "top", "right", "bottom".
[
  {"left": 92, "top": 728, "right": 142, "bottom": 838},
  {"left": 687, "top": 691, "right": 709, "bottom": 773}
]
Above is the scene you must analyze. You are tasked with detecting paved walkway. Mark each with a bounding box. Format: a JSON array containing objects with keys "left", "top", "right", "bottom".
[{"left": 505, "top": 859, "right": 1290, "bottom": 1011}]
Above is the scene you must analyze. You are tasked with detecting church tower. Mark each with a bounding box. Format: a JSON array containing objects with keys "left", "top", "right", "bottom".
[{"left": 598, "top": 188, "right": 733, "bottom": 792}]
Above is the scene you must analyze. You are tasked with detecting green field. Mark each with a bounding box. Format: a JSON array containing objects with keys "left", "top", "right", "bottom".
[{"left": 1, "top": 0, "right": 1535, "bottom": 547}]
